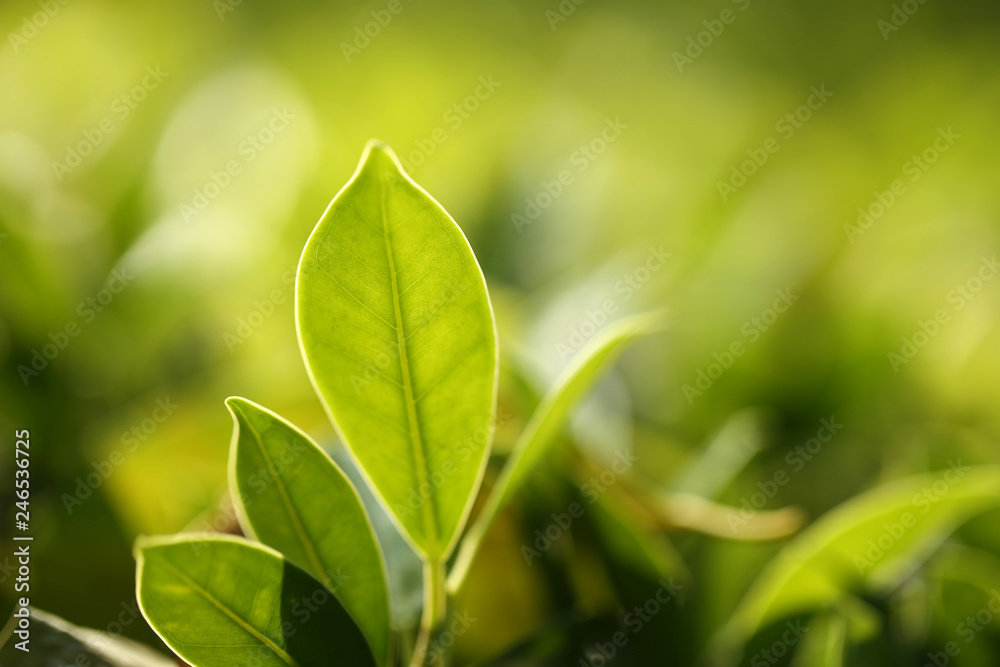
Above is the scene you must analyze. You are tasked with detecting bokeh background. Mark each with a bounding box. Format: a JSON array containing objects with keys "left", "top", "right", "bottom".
[{"left": 2, "top": 0, "right": 1000, "bottom": 665}]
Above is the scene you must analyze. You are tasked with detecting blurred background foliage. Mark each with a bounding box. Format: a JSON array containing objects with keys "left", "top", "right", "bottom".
[{"left": 2, "top": 0, "right": 1000, "bottom": 665}]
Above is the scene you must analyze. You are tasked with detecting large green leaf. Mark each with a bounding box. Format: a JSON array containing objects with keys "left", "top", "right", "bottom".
[
  {"left": 713, "top": 465, "right": 1000, "bottom": 664},
  {"left": 296, "top": 140, "right": 497, "bottom": 559},
  {"left": 226, "top": 397, "right": 390, "bottom": 664},
  {"left": 136, "top": 535, "right": 376, "bottom": 667},
  {"left": 0, "top": 608, "right": 173, "bottom": 667},
  {"left": 448, "top": 311, "right": 666, "bottom": 592}
]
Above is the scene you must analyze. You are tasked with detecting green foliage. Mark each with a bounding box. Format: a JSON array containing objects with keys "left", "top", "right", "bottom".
[
  {"left": 226, "top": 397, "right": 391, "bottom": 665},
  {"left": 296, "top": 141, "right": 497, "bottom": 560},
  {"left": 136, "top": 535, "right": 376, "bottom": 667},
  {"left": 7, "top": 3, "right": 1000, "bottom": 665},
  {"left": 713, "top": 466, "right": 1000, "bottom": 664},
  {"left": 130, "top": 142, "right": 662, "bottom": 666},
  {"left": 115, "top": 142, "right": 1000, "bottom": 667},
  {"left": 448, "top": 311, "right": 667, "bottom": 591}
]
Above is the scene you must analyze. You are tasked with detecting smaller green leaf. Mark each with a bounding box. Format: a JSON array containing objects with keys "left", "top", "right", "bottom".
[
  {"left": 226, "top": 397, "right": 391, "bottom": 665},
  {"left": 675, "top": 408, "right": 763, "bottom": 498},
  {"left": 0, "top": 608, "right": 173, "bottom": 667},
  {"left": 136, "top": 534, "right": 377, "bottom": 667},
  {"left": 712, "top": 465, "right": 1000, "bottom": 664},
  {"left": 448, "top": 310, "right": 667, "bottom": 592},
  {"left": 791, "top": 613, "right": 846, "bottom": 667}
]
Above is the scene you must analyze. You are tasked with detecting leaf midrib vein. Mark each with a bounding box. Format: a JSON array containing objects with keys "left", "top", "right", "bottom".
[
  {"left": 158, "top": 557, "right": 302, "bottom": 667},
  {"left": 380, "top": 180, "right": 440, "bottom": 554},
  {"left": 242, "top": 417, "right": 334, "bottom": 591}
]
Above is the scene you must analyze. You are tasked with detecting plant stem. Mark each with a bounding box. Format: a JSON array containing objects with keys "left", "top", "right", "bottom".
[{"left": 409, "top": 558, "right": 446, "bottom": 667}]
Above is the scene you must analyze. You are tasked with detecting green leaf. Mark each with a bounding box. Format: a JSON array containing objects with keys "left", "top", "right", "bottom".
[
  {"left": 791, "top": 613, "right": 846, "bottom": 667},
  {"left": 226, "top": 397, "right": 391, "bottom": 665},
  {"left": 448, "top": 311, "right": 667, "bottom": 592},
  {"left": 675, "top": 409, "right": 764, "bottom": 498},
  {"left": 0, "top": 608, "right": 173, "bottom": 667},
  {"left": 712, "top": 465, "right": 1000, "bottom": 663},
  {"left": 136, "top": 535, "right": 377, "bottom": 667},
  {"left": 296, "top": 140, "right": 498, "bottom": 560}
]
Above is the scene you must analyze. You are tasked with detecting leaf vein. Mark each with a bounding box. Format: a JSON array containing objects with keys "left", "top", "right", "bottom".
[
  {"left": 315, "top": 264, "right": 397, "bottom": 332},
  {"left": 157, "top": 558, "right": 302, "bottom": 667},
  {"left": 381, "top": 178, "right": 441, "bottom": 554},
  {"left": 241, "top": 417, "right": 334, "bottom": 591}
]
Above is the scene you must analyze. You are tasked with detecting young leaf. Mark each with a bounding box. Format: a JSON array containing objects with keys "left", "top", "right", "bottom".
[
  {"left": 136, "top": 535, "right": 377, "bottom": 667},
  {"left": 712, "top": 465, "right": 1000, "bottom": 663},
  {"left": 448, "top": 311, "right": 667, "bottom": 592},
  {"left": 226, "top": 397, "right": 391, "bottom": 665},
  {"left": 792, "top": 613, "right": 847, "bottom": 667},
  {"left": 296, "top": 140, "right": 498, "bottom": 559},
  {"left": 0, "top": 608, "right": 174, "bottom": 667}
]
